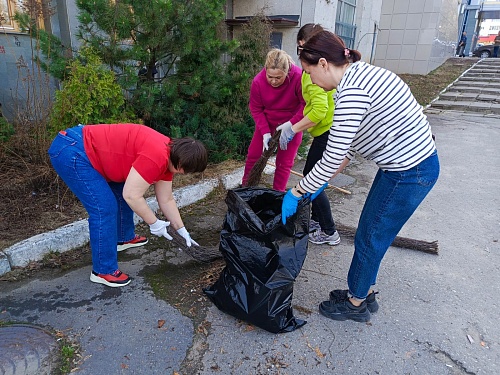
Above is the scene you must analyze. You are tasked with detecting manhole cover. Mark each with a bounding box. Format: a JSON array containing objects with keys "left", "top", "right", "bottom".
[{"left": 0, "top": 324, "right": 58, "bottom": 375}]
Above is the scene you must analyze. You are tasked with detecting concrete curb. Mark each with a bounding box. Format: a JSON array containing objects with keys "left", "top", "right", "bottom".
[{"left": 0, "top": 166, "right": 248, "bottom": 276}]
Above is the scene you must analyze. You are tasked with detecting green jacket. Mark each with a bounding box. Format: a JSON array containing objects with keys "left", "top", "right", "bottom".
[{"left": 301, "top": 73, "right": 335, "bottom": 137}]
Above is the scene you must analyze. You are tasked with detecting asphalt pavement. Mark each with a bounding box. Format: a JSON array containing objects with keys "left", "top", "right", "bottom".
[{"left": 1, "top": 110, "right": 500, "bottom": 373}]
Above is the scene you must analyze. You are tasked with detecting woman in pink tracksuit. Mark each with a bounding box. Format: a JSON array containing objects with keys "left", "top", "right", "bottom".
[{"left": 241, "top": 48, "right": 305, "bottom": 191}]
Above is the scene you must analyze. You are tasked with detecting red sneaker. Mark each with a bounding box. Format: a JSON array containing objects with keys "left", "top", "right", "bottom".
[
  {"left": 90, "top": 270, "right": 131, "bottom": 287},
  {"left": 117, "top": 235, "right": 148, "bottom": 252}
]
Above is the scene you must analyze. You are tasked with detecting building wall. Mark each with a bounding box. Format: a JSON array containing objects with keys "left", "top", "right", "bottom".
[
  {"left": 0, "top": 32, "right": 47, "bottom": 121},
  {"left": 375, "top": 0, "right": 458, "bottom": 74},
  {"left": 0, "top": 0, "right": 80, "bottom": 122},
  {"left": 355, "top": 0, "right": 383, "bottom": 64},
  {"left": 231, "top": 0, "right": 336, "bottom": 64},
  {"left": 312, "top": 1, "right": 337, "bottom": 31}
]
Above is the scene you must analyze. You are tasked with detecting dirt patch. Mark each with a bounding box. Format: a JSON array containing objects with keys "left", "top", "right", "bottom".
[
  {"left": 0, "top": 155, "right": 243, "bottom": 250},
  {"left": 399, "top": 57, "right": 477, "bottom": 106}
]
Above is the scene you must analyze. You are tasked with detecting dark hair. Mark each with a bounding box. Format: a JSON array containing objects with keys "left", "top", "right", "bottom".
[
  {"left": 297, "top": 23, "right": 324, "bottom": 44},
  {"left": 300, "top": 30, "right": 362, "bottom": 67},
  {"left": 169, "top": 137, "right": 208, "bottom": 173}
]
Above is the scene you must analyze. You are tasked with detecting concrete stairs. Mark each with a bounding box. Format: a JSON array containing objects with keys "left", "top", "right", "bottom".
[{"left": 430, "top": 59, "right": 500, "bottom": 114}]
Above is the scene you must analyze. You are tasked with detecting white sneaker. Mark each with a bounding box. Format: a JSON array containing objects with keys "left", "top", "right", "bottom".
[{"left": 309, "top": 230, "right": 341, "bottom": 245}]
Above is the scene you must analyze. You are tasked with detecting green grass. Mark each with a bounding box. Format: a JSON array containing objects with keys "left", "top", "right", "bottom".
[{"left": 58, "top": 341, "right": 77, "bottom": 374}]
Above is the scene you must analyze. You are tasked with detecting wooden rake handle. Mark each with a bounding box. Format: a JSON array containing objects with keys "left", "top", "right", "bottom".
[{"left": 266, "top": 161, "right": 352, "bottom": 195}]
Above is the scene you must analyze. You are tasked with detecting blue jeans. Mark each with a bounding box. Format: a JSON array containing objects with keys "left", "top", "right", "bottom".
[
  {"left": 348, "top": 151, "right": 440, "bottom": 300},
  {"left": 303, "top": 131, "right": 336, "bottom": 235},
  {"left": 48, "top": 126, "right": 136, "bottom": 274}
]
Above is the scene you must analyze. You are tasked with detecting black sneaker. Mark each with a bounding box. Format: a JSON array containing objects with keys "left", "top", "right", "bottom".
[
  {"left": 329, "top": 290, "right": 379, "bottom": 313},
  {"left": 319, "top": 298, "right": 371, "bottom": 322}
]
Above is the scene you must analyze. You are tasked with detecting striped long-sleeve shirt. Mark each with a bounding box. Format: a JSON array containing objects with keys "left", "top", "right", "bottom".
[{"left": 300, "top": 61, "right": 436, "bottom": 193}]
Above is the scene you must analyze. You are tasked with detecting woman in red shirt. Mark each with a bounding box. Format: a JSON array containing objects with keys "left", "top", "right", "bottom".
[{"left": 48, "top": 124, "right": 207, "bottom": 287}]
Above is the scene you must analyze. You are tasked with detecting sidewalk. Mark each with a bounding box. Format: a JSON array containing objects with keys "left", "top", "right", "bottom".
[{"left": 2, "top": 98, "right": 500, "bottom": 373}]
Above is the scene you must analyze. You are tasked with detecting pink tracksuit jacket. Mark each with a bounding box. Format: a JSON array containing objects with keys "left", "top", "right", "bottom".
[{"left": 242, "top": 64, "right": 305, "bottom": 191}]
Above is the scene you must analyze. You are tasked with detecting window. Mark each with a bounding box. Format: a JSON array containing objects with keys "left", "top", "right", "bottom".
[
  {"left": 0, "top": 0, "right": 46, "bottom": 32},
  {"left": 270, "top": 32, "right": 282, "bottom": 49},
  {"left": 335, "top": 0, "right": 357, "bottom": 49},
  {"left": 0, "top": 0, "right": 16, "bottom": 29}
]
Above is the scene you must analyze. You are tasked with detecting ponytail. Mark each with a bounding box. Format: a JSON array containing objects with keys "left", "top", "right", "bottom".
[{"left": 300, "top": 30, "right": 362, "bottom": 66}]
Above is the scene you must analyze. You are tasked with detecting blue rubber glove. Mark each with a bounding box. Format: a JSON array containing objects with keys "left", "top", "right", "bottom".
[
  {"left": 303, "top": 182, "right": 328, "bottom": 201},
  {"left": 310, "top": 182, "right": 328, "bottom": 201},
  {"left": 282, "top": 189, "right": 301, "bottom": 224}
]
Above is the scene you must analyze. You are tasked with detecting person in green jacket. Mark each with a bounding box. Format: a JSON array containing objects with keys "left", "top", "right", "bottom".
[{"left": 277, "top": 23, "right": 340, "bottom": 245}]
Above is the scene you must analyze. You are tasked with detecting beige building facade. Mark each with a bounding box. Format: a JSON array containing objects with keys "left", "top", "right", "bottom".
[{"left": 375, "top": 0, "right": 459, "bottom": 74}]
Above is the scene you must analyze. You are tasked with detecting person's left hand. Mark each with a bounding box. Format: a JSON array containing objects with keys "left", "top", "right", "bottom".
[
  {"left": 276, "top": 121, "right": 295, "bottom": 150},
  {"left": 262, "top": 133, "right": 272, "bottom": 151},
  {"left": 303, "top": 182, "right": 328, "bottom": 201},
  {"left": 177, "top": 227, "right": 199, "bottom": 247},
  {"left": 281, "top": 188, "right": 302, "bottom": 224}
]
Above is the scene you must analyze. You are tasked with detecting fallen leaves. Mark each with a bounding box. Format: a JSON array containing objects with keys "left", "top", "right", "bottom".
[
  {"left": 196, "top": 319, "right": 211, "bottom": 336},
  {"left": 244, "top": 324, "right": 255, "bottom": 332},
  {"left": 306, "top": 342, "right": 325, "bottom": 358}
]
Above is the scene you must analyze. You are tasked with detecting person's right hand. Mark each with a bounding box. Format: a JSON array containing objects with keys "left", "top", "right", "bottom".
[
  {"left": 281, "top": 188, "right": 301, "bottom": 225},
  {"left": 149, "top": 219, "right": 173, "bottom": 240},
  {"left": 262, "top": 133, "right": 272, "bottom": 151}
]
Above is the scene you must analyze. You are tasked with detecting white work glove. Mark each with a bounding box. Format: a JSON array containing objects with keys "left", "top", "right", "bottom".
[
  {"left": 177, "top": 227, "right": 199, "bottom": 247},
  {"left": 276, "top": 121, "right": 295, "bottom": 150},
  {"left": 149, "top": 219, "right": 173, "bottom": 240},
  {"left": 262, "top": 133, "right": 272, "bottom": 151}
]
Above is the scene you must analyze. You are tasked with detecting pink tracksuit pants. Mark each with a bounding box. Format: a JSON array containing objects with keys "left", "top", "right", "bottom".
[{"left": 242, "top": 128, "right": 303, "bottom": 191}]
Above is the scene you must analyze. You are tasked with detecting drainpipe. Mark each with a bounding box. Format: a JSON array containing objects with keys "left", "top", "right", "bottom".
[{"left": 370, "top": 22, "right": 377, "bottom": 64}]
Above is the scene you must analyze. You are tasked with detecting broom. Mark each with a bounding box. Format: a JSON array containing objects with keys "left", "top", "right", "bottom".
[
  {"left": 166, "top": 226, "right": 221, "bottom": 263},
  {"left": 244, "top": 132, "right": 439, "bottom": 255},
  {"left": 167, "top": 221, "right": 439, "bottom": 262},
  {"left": 245, "top": 130, "right": 281, "bottom": 187},
  {"left": 335, "top": 224, "right": 438, "bottom": 255},
  {"left": 168, "top": 132, "right": 438, "bottom": 260}
]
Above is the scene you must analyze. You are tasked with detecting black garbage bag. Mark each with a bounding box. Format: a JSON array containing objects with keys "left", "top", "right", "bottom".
[{"left": 203, "top": 187, "right": 310, "bottom": 333}]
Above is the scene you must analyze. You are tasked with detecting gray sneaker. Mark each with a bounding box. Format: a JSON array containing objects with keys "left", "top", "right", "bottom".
[
  {"left": 309, "top": 230, "right": 341, "bottom": 245},
  {"left": 309, "top": 219, "right": 321, "bottom": 233}
]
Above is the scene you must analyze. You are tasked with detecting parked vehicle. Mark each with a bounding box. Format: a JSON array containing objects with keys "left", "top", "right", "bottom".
[{"left": 472, "top": 44, "right": 495, "bottom": 58}]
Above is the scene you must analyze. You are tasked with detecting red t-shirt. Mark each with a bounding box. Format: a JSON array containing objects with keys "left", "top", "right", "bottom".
[{"left": 83, "top": 124, "right": 173, "bottom": 184}]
